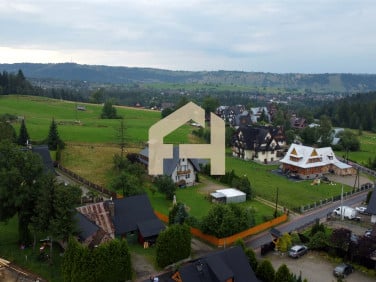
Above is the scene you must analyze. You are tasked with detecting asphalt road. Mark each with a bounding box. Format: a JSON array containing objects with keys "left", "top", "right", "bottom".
[{"left": 246, "top": 190, "right": 369, "bottom": 250}]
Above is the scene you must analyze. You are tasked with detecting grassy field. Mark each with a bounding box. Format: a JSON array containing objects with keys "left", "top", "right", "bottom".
[
  {"left": 0, "top": 95, "right": 373, "bottom": 210},
  {"left": 0, "top": 95, "right": 160, "bottom": 144},
  {"left": 336, "top": 131, "right": 376, "bottom": 166},
  {"left": 225, "top": 153, "right": 355, "bottom": 210}
]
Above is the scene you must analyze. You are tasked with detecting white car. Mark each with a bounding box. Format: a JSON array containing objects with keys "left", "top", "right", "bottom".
[{"left": 355, "top": 206, "right": 368, "bottom": 214}]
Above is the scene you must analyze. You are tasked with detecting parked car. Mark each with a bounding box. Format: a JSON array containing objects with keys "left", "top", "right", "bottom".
[
  {"left": 288, "top": 245, "right": 308, "bottom": 258},
  {"left": 365, "top": 229, "right": 372, "bottom": 238},
  {"left": 355, "top": 206, "right": 369, "bottom": 214},
  {"left": 333, "top": 263, "right": 353, "bottom": 278}
]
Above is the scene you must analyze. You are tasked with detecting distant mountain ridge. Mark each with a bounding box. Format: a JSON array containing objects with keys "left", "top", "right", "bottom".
[{"left": 1, "top": 62, "right": 376, "bottom": 93}]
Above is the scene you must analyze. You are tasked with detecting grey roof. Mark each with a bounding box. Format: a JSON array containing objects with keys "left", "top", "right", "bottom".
[
  {"left": 75, "top": 212, "right": 100, "bottom": 241},
  {"left": 113, "top": 194, "right": 165, "bottom": 236},
  {"left": 138, "top": 146, "right": 201, "bottom": 175},
  {"left": 137, "top": 218, "right": 165, "bottom": 238},
  {"left": 366, "top": 188, "right": 376, "bottom": 215},
  {"left": 178, "top": 245, "right": 258, "bottom": 282}
]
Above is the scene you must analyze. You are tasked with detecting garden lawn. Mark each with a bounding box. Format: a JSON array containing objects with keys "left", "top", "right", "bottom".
[
  {"left": 146, "top": 185, "right": 211, "bottom": 220},
  {"left": 0, "top": 217, "right": 64, "bottom": 282},
  {"left": 146, "top": 184, "right": 276, "bottom": 226}
]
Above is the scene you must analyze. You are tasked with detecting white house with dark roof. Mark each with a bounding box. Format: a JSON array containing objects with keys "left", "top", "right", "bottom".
[
  {"left": 280, "top": 144, "right": 355, "bottom": 180},
  {"left": 138, "top": 146, "right": 201, "bottom": 187}
]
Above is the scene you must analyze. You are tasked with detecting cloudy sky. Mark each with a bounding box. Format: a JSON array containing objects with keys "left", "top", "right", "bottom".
[{"left": 1, "top": 0, "right": 376, "bottom": 73}]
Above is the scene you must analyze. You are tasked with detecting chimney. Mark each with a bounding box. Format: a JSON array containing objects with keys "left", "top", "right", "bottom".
[{"left": 108, "top": 200, "right": 115, "bottom": 217}]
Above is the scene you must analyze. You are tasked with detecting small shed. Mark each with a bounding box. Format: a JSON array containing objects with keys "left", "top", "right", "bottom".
[{"left": 211, "top": 188, "right": 246, "bottom": 204}]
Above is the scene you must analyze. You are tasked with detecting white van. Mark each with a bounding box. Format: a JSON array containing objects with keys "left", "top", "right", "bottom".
[{"left": 333, "top": 206, "right": 357, "bottom": 219}]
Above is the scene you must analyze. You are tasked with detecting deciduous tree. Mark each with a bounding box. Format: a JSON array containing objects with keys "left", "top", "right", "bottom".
[
  {"left": 154, "top": 175, "right": 176, "bottom": 200},
  {"left": 256, "top": 259, "right": 275, "bottom": 282},
  {"left": 274, "top": 264, "right": 292, "bottom": 282},
  {"left": 156, "top": 224, "right": 191, "bottom": 268},
  {"left": 101, "top": 100, "right": 119, "bottom": 119},
  {"left": 0, "top": 141, "right": 44, "bottom": 244}
]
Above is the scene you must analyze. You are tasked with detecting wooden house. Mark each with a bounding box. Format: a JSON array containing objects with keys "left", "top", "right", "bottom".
[
  {"left": 76, "top": 195, "right": 165, "bottom": 246},
  {"left": 280, "top": 144, "right": 356, "bottom": 180}
]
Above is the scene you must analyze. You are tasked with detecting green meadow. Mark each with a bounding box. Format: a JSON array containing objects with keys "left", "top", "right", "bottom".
[
  {"left": 0, "top": 95, "right": 373, "bottom": 211},
  {"left": 0, "top": 95, "right": 160, "bottom": 144},
  {"left": 336, "top": 131, "right": 376, "bottom": 166},
  {"left": 225, "top": 153, "right": 354, "bottom": 210}
]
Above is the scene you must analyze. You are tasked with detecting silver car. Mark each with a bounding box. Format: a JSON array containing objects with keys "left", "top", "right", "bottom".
[
  {"left": 288, "top": 245, "right": 308, "bottom": 258},
  {"left": 333, "top": 263, "right": 353, "bottom": 278}
]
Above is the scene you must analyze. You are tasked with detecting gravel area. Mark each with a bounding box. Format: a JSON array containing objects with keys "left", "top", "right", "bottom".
[{"left": 262, "top": 251, "right": 375, "bottom": 282}]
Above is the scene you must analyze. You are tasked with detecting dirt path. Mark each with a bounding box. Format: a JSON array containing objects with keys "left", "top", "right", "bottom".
[{"left": 197, "top": 176, "right": 227, "bottom": 194}]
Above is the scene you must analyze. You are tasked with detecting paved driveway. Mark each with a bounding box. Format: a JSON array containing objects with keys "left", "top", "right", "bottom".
[{"left": 262, "top": 251, "right": 375, "bottom": 282}]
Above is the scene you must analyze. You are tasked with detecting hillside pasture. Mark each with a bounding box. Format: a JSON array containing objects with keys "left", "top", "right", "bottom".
[{"left": 0, "top": 95, "right": 161, "bottom": 144}]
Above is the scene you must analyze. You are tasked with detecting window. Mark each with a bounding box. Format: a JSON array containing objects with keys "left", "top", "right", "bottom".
[{"left": 186, "top": 174, "right": 190, "bottom": 179}]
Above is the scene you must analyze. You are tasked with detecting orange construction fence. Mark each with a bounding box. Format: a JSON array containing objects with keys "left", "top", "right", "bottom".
[{"left": 154, "top": 211, "right": 288, "bottom": 247}]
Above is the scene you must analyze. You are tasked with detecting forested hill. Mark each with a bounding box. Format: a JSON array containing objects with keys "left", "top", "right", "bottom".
[{"left": 1, "top": 63, "right": 376, "bottom": 93}]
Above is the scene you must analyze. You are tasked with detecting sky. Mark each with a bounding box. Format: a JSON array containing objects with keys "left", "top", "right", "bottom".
[{"left": 1, "top": 0, "right": 376, "bottom": 73}]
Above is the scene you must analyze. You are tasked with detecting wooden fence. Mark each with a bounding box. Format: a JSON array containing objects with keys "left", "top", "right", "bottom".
[
  {"left": 154, "top": 211, "right": 288, "bottom": 247},
  {"left": 56, "top": 163, "right": 118, "bottom": 199}
]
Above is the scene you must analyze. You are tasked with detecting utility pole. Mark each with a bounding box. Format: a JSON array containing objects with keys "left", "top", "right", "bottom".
[
  {"left": 274, "top": 187, "right": 279, "bottom": 218},
  {"left": 341, "top": 185, "right": 344, "bottom": 221}
]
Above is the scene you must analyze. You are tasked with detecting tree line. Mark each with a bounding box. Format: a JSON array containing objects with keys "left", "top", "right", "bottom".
[{"left": 314, "top": 91, "right": 376, "bottom": 132}]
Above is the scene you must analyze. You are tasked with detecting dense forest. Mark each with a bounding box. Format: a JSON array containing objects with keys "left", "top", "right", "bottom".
[
  {"left": 0, "top": 70, "right": 88, "bottom": 102},
  {"left": 314, "top": 92, "right": 376, "bottom": 132},
  {"left": 0, "top": 70, "right": 35, "bottom": 95}
]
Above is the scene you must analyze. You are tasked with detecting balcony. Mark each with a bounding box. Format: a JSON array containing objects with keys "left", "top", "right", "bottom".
[{"left": 177, "top": 169, "right": 191, "bottom": 175}]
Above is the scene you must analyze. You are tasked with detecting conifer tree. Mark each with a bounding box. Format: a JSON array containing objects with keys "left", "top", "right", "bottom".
[
  {"left": 17, "top": 119, "right": 30, "bottom": 146},
  {"left": 46, "top": 118, "right": 65, "bottom": 150}
]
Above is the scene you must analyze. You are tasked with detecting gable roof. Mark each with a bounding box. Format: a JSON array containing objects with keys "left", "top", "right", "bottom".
[
  {"left": 138, "top": 146, "right": 201, "bottom": 176},
  {"left": 137, "top": 218, "right": 166, "bottom": 238},
  {"left": 366, "top": 188, "right": 376, "bottom": 215},
  {"left": 75, "top": 212, "right": 100, "bottom": 241},
  {"left": 76, "top": 202, "right": 115, "bottom": 238},
  {"left": 177, "top": 245, "right": 258, "bottom": 282},
  {"left": 233, "top": 126, "right": 280, "bottom": 151},
  {"left": 280, "top": 144, "right": 352, "bottom": 170},
  {"left": 113, "top": 194, "right": 165, "bottom": 236}
]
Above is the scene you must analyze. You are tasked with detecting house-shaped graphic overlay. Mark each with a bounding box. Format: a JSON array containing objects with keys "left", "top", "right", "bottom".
[{"left": 149, "top": 102, "right": 225, "bottom": 175}]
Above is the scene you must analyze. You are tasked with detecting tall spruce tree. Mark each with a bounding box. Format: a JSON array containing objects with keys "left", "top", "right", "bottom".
[
  {"left": 46, "top": 118, "right": 64, "bottom": 150},
  {"left": 17, "top": 119, "right": 30, "bottom": 146}
]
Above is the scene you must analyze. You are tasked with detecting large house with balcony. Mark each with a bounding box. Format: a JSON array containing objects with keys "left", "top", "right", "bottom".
[
  {"left": 232, "top": 125, "right": 287, "bottom": 164},
  {"left": 138, "top": 146, "right": 200, "bottom": 187},
  {"left": 279, "top": 144, "right": 355, "bottom": 180}
]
